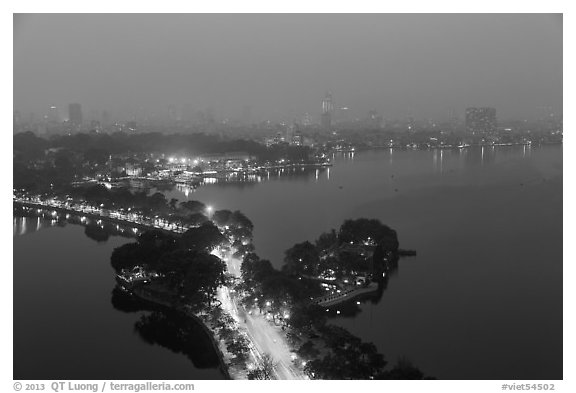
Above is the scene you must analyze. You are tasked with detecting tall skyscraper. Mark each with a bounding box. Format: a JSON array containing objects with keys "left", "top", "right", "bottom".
[
  {"left": 321, "top": 91, "right": 333, "bottom": 130},
  {"left": 465, "top": 107, "right": 497, "bottom": 135},
  {"left": 68, "top": 103, "right": 83, "bottom": 127},
  {"left": 46, "top": 105, "right": 60, "bottom": 123}
]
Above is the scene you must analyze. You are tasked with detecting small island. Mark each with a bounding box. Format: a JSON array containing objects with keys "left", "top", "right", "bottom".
[
  {"left": 14, "top": 182, "right": 427, "bottom": 380},
  {"left": 91, "top": 191, "right": 428, "bottom": 379}
]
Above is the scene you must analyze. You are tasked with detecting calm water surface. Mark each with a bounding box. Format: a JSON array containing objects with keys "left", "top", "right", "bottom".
[
  {"left": 13, "top": 219, "right": 224, "bottom": 380},
  {"left": 164, "top": 145, "right": 563, "bottom": 380},
  {"left": 14, "top": 145, "right": 562, "bottom": 379}
]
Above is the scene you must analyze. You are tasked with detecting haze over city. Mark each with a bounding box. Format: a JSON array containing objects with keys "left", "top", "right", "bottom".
[
  {"left": 14, "top": 13, "right": 562, "bottom": 124},
  {"left": 13, "top": 11, "right": 564, "bottom": 385}
]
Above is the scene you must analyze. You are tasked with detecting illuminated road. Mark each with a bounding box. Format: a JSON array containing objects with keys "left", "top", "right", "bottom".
[
  {"left": 216, "top": 252, "right": 307, "bottom": 380},
  {"left": 14, "top": 198, "right": 189, "bottom": 233},
  {"left": 16, "top": 196, "right": 307, "bottom": 379}
]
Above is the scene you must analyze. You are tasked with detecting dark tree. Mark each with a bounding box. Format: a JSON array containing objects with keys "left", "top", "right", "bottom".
[
  {"left": 168, "top": 198, "right": 178, "bottom": 211},
  {"left": 111, "top": 242, "right": 144, "bottom": 273},
  {"left": 180, "top": 222, "right": 227, "bottom": 252},
  {"left": 247, "top": 354, "right": 276, "bottom": 380},
  {"left": 212, "top": 209, "right": 233, "bottom": 227},
  {"left": 339, "top": 218, "right": 399, "bottom": 251},
  {"left": 376, "top": 358, "right": 428, "bottom": 380},
  {"left": 84, "top": 224, "right": 110, "bottom": 243},
  {"left": 283, "top": 241, "right": 320, "bottom": 276},
  {"left": 226, "top": 335, "right": 250, "bottom": 362},
  {"left": 179, "top": 200, "right": 206, "bottom": 215},
  {"left": 298, "top": 340, "right": 320, "bottom": 360},
  {"left": 183, "top": 212, "right": 209, "bottom": 227},
  {"left": 83, "top": 148, "right": 109, "bottom": 166},
  {"left": 155, "top": 249, "right": 226, "bottom": 306},
  {"left": 229, "top": 210, "right": 254, "bottom": 231},
  {"left": 315, "top": 229, "right": 338, "bottom": 251},
  {"left": 240, "top": 253, "right": 274, "bottom": 288}
]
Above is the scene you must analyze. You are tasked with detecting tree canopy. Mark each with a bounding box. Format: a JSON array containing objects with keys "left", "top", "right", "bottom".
[{"left": 282, "top": 241, "right": 320, "bottom": 276}]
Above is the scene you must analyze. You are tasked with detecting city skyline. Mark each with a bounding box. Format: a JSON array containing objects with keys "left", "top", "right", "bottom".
[
  {"left": 11, "top": 9, "right": 565, "bottom": 386},
  {"left": 14, "top": 14, "right": 562, "bottom": 123}
]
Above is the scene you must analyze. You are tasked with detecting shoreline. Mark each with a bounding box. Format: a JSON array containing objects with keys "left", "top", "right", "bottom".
[{"left": 125, "top": 285, "right": 233, "bottom": 380}]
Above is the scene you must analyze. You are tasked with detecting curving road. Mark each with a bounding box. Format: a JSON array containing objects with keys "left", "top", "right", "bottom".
[{"left": 216, "top": 252, "right": 307, "bottom": 380}]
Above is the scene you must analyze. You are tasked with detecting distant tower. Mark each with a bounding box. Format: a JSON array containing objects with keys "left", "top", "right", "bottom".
[
  {"left": 321, "top": 91, "right": 333, "bottom": 130},
  {"left": 48, "top": 105, "right": 60, "bottom": 123},
  {"left": 465, "top": 107, "right": 497, "bottom": 135},
  {"left": 68, "top": 103, "right": 83, "bottom": 127}
]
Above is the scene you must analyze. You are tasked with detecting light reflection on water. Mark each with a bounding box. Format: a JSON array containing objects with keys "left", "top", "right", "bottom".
[
  {"left": 13, "top": 144, "right": 562, "bottom": 380},
  {"left": 155, "top": 144, "right": 562, "bottom": 379}
]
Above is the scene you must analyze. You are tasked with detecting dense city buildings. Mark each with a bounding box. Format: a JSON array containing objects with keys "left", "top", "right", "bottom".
[
  {"left": 13, "top": 13, "right": 564, "bottom": 384},
  {"left": 465, "top": 107, "right": 497, "bottom": 135}
]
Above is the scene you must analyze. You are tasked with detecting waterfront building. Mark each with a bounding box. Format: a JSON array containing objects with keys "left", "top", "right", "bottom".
[{"left": 125, "top": 163, "right": 142, "bottom": 177}]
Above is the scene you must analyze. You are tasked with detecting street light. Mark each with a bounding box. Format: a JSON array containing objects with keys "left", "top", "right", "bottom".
[{"left": 206, "top": 205, "right": 213, "bottom": 219}]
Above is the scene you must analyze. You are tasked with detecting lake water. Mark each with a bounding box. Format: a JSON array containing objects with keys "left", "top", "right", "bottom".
[
  {"left": 13, "top": 218, "right": 224, "bottom": 380},
  {"left": 14, "top": 144, "right": 562, "bottom": 379}
]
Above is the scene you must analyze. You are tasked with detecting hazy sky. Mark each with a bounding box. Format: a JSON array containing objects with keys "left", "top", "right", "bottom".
[{"left": 13, "top": 13, "right": 562, "bottom": 123}]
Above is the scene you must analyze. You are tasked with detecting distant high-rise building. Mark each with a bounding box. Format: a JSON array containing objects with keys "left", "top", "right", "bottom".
[
  {"left": 321, "top": 91, "right": 333, "bottom": 130},
  {"left": 47, "top": 105, "right": 60, "bottom": 123},
  {"left": 68, "top": 103, "right": 83, "bottom": 127},
  {"left": 465, "top": 107, "right": 497, "bottom": 135}
]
